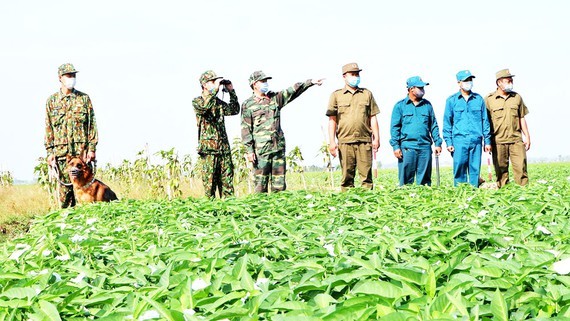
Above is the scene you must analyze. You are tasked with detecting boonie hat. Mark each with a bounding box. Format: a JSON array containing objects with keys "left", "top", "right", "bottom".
[
  {"left": 200, "top": 70, "right": 223, "bottom": 85},
  {"left": 248, "top": 70, "right": 272, "bottom": 86},
  {"left": 456, "top": 70, "right": 475, "bottom": 82},
  {"left": 342, "top": 62, "right": 362, "bottom": 75},
  {"left": 406, "top": 76, "right": 429, "bottom": 88},
  {"left": 495, "top": 68, "right": 515, "bottom": 81},
  {"left": 58, "top": 63, "right": 78, "bottom": 76}
]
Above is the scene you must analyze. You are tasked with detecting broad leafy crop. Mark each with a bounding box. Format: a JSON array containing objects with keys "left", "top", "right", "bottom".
[{"left": 1, "top": 165, "right": 569, "bottom": 320}]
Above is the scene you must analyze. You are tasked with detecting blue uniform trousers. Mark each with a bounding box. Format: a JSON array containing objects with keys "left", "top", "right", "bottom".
[
  {"left": 452, "top": 141, "right": 482, "bottom": 187},
  {"left": 451, "top": 140, "right": 482, "bottom": 187},
  {"left": 398, "top": 148, "right": 432, "bottom": 186}
]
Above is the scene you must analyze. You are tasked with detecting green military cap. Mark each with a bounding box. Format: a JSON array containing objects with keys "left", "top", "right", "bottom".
[
  {"left": 342, "top": 62, "right": 362, "bottom": 75},
  {"left": 199, "top": 70, "right": 223, "bottom": 85},
  {"left": 495, "top": 68, "right": 515, "bottom": 80},
  {"left": 58, "top": 63, "right": 78, "bottom": 77},
  {"left": 248, "top": 70, "right": 272, "bottom": 86}
]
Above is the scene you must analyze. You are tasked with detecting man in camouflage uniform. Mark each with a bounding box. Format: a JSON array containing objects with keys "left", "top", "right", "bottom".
[
  {"left": 241, "top": 70, "right": 323, "bottom": 193},
  {"left": 44, "top": 63, "right": 98, "bottom": 208},
  {"left": 193, "top": 70, "right": 239, "bottom": 198}
]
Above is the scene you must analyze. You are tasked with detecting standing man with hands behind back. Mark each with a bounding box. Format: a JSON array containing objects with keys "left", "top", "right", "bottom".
[
  {"left": 45, "top": 63, "right": 98, "bottom": 208},
  {"left": 326, "top": 63, "right": 380, "bottom": 191},
  {"left": 193, "top": 70, "right": 240, "bottom": 198}
]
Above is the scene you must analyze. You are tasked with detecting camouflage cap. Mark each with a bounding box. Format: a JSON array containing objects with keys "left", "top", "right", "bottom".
[
  {"left": 58, "top": 63, "right": 78, "bottom": 77},
  {"left": 199, "top": 70, "right": 223, "bottom": 85},
  {"left": 248, "top": 70, "right": 272, "bottom": 86},
  {"left": 342, "top": 62, "right": 362, "bottom": 75},
  {"left": 495, "top": 68, "right": 515, "bottom": 81}
]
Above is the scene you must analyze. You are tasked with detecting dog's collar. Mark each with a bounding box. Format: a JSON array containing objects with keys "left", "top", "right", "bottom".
[{"left": 81, "top": 177, "right": 97, "bottom": 189}]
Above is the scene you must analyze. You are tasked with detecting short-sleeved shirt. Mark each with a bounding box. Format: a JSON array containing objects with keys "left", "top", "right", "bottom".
[
  {"left": 485, "top": 90, "right": 529, "bottom": 144},
  {"left": 326, "top": 87, "right": 379, "bottom": 144}
]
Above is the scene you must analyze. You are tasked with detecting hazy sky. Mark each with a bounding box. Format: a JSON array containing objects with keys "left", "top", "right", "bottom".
[{"left": 1, "top": 0, "right": 569, "bottom": 180}]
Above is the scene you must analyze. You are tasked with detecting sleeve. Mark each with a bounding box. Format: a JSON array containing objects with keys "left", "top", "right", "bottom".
[
  {"left": 519, "top": 95, "right": 529, "bottom": 117},
  {"left": 430, "top": 105, "right": 443, "bottom": 147},
  {"left": 389, "top": 102, "right": 403, "bottom": 151},
  {"left": 193, "top": 93, "right": 216, "bottom": 116},
  {"left": 482, "top": 98, "right": 491, "bottom": 145},
  {"left": 369, "top": 91, "right": 380, "bottom": 116},
  {"left": 240, "top": 102, "right": 255, "bottom": 154},
  {"left": 44, "top": 98, "right": 55, "bottom": 155},
  {"left": 86, "top": 96, "right": 98, "bottom": 152},
  {"left": 442, "top": 97, "right": 454, "bottom": 147},
  {"left": 325, "top": 92, "right": 338, "bottom": 116},
  {"left": 223, "top": 90, "right": 240, "bottom": 116},
  {"left": 276, "top": 79, "right": 314, "bottom": 108}
]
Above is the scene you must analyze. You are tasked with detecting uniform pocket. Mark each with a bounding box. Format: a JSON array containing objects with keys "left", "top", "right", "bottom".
[
  {"left": 403, "top": 112, "right": 414, "bottom": 124},
  {"left": 337, "top": 103, "right": 351, "bottom": 115}
]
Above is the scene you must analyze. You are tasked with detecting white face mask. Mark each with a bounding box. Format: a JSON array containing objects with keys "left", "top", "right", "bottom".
[
  {"left": 501, "top": 82, "right": 513, "bottom": 93},
  {"left": 63, "top": 77, "right": 76, "bottom": 90},
  {"left": 460, "top": 81, "right": 473, "bottom": 92}
]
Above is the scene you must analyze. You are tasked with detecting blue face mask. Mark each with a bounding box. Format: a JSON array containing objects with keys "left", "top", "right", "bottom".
[
  {"left": 347, "top": 76, "right": 360, "bottom": 88},
  {"left": 259, "top": 82, "right": 269, "bottom": 93}
]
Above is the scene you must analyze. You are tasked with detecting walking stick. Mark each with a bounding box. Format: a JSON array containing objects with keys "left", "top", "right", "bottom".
[
  {"left": 372, "top": 151, "right": 378, "bottom": 178},
  {"left": 435, "top": 154, "right": 440, "bottom": 187}
]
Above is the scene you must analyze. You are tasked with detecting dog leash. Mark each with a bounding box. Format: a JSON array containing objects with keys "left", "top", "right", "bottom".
[{"left": 50, "top": 162, "right": 73, "bottom": 187}]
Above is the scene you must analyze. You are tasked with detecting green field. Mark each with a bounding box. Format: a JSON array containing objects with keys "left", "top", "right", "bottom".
[{"left": 1, "top": 164, "right": 569, "bottom": 320}]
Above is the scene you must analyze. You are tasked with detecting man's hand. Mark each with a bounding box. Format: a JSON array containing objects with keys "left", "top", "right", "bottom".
[
  {"left": 447, "top": 146, "right": 455, "bottom": 153},
  {"left": 86, "top": 151, "right": 96, "bottom": 163},
  {"left": 394, "top": 149, "right": 403, "bottom": 159},
  {"left": 246, "top": 152, "right": 257, "bottom": 163},
  {"left": 224, "top": 82, "right": 234, "bottom": 91},
  {"left": 434, "top": 146, "right": 442, "bottom": 156},
  {"left": 329, "top": 142, "right": 338, "bottom": 157},
  {"left": 312, "top": 78, "right": 325, "bottom": 86},
  {"left": 524, "top": 139, "right": 531, "bottom": 151},
  {"left": 47, "top": 154, "right": 56, "bottom": 166},
  {"left": 372, "top": 137, "right": 380, "bottom": 153},
  {"left": 484, "top": 145, "right": 492, "bottom": 153}
]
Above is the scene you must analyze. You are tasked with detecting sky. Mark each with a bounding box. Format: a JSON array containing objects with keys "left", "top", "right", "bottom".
[{"left": 1, "top": 0, "right": 569, "bottom": 181}]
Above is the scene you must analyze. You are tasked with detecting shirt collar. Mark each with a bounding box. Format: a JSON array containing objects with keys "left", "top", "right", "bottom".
[
  {"left": 342, "top": 86, "right": 363, "bottom": 94},
  {"left": 57, "top": 88, "right": 77, "bottom": 101},
  {"left": 492, "top": 89, "right": 515, "bottom": 99},
  {"left": 405, "top": 96, "right": 425, "bottom": 106},
  {"left": 455, "top": 91, "right": 473, "bottom": 100}
]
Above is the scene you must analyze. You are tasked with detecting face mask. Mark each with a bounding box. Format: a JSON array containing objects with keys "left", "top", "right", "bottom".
[
  {"left": 259, "top": 82, "right": 269, "bottom": 94},
  {"left": 347, "top": 76, "right": 360, "bottom": 88},
  {"left": 63, "top": 77, "right": 76, "bottom": 90},
  {"left": 501, "top": 82, "right": 513, "bottom": 93},
  {"left": 460, "top": 81, "right": 473, "bottom": 92},
  {"left": 414, "top": 87, "right": 425, "bottom": 99}
]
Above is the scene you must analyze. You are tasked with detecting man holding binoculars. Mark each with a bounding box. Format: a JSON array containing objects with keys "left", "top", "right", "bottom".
[{"left": 193, "top": 70, "right": 240, "bottom": 198}]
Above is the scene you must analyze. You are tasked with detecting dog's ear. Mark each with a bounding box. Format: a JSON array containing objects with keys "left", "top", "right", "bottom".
[{"left": 66, "top": 154, "right": 72, "bottom": 164}]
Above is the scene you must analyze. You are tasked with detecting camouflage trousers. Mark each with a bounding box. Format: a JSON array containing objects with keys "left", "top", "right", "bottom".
[
  {"left": 254, "top": 150, "right": 286, "bottom": 193},
  {"left": 54, "top": 157, "right": 76, "bottom": 208},
  {"left": 200, "top": 153, "right": 234, "bottom": 198}
]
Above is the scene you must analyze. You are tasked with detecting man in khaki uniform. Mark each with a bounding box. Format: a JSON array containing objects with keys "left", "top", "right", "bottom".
[
  {"left": 485, "top": 69, "right": 531, "bottom": 187},
  {"left": 326, "top": 63, "right": 380, "bottom": 191}
]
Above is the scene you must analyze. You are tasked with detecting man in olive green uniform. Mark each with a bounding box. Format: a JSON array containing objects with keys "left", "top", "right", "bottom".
[
  {"left": 193, "top": 70, "right": 239, "bottom": 198},
  {"left": 485, "top": 69, "right": 531, "bottom": 187},
  {"left": 241, "top": 71, "right": 323, "bottom": 193},
  {"left": 45, "top": 63, "right": 98, "bottom": 208},
  {"left": 326, "top": 63, "right": 380, "bottom": 191}
]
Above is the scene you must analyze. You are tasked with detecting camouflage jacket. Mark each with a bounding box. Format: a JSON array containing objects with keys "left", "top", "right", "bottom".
[
  {"left": 44, "top": 89, "right": 98, "bottom": 158},
  {"left": 241, "top": 79, "right": 314, "bottom": 156},
  {"left": 193, "top": 89, "right": 239, "bottom": 155}
]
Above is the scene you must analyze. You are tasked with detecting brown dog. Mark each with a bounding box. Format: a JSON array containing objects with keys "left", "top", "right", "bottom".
[{"left": 66, "top": 156, "right": 118, "bottom": 204}]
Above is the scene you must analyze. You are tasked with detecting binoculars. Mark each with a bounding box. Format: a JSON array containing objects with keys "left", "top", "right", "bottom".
[{"left": 220, "top": 79, "right": 231, "bottom": 85}]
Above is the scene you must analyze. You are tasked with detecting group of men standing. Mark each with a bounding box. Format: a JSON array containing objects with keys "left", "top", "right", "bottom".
[{"left": 44, "top": 62, "right": 531, "bottom": 204}]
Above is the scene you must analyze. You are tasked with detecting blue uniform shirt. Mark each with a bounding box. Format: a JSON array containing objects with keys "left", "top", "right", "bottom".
[
  {"left": 443, "top": 91, "right": 491, "bottom": 147},
  {"left": 390, "top": 97, "right": 443, "bottom": 151}
]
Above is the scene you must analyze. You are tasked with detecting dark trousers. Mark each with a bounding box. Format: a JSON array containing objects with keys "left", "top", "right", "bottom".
[
  {"left": 398, "top": 148, "right": 432, "bottom": 186},
  {"left": 452, "top": 142, "right": 482, "bottom": 187}
]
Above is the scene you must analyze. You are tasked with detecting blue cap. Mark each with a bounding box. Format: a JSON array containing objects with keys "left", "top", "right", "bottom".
[
  {"left": 406, "top": 76, "right": 429, "bottom": 88},
  {"left": 456, "top": 70, "right": 475, "bottom": 82}
]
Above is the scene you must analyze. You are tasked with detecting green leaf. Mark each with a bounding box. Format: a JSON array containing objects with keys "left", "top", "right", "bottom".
[
  {"left": 491, "top": 289, "right": 508, "bottom": 321},
  {"left": 37, "top": 300, "right": 62, "bottom": 321},
  {"left": 352, "top": 280, "right": 402, "bottom": 299}
]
